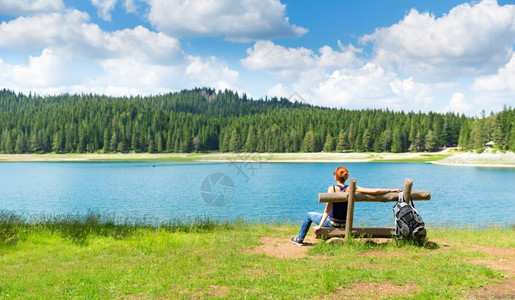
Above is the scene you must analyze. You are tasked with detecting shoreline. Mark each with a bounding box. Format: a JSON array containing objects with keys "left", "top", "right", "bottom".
[
  {"left": 0, "top": 151, "right": 513, "bottom": 167},
  {"left": 0, "top": 152, "right": 447, "bottom": 163},
  {"left": 430, "top": 161, "right": 515, "bottom": 168}
]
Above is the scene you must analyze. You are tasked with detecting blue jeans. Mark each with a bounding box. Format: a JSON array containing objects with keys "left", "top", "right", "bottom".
[{"left": 297, "top": 212, "right": 333, "bottom": 241}]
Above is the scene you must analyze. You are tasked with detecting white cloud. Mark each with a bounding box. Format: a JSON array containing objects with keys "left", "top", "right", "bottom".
[
  {"left": 91, "top": 0, "right": 117, "bottom": 21},
  {"left": 242, "top": 41, "right": 440, "bottom": 111},
  {"left": 0, "top": 51, "right": 241, "bottom": 96},
  {"left": 361, "top": 0, "right": 515, "bottom": 78},
  {"left": 473, "top": 52, "right": 515, "bottom": 93},
  {"left": 266, "top": 83, "right": 289, "bottom": 99},
  {"left": 389, "top": 77, "right": 435, "bottom": 108},
  {"left": 442, "top": 93, "right": 472, "bottom": 113},
  {"left": 124, "top": 0, "right": 137, "bottom": 13},
  {"left": 0, "top": 10, "right": 90, "bottom": 50},
  {"left": 0, "top": 0, "right": 64, "bottom": 14},
  {"left": 0, "top": 48, "right": 80, "bottom": 88},
  {"left": 0, "top": 8, "right": 240, "bottom": 96},
  {"left": 243, "top": 2, "right": 515, "bottom": 113},
  {"left": 242, "top": 40, "right": 314, "bottom": 71},
  {"left": 186, "top": 56, "right": 239, "bottom": 91},
  {"left": 470, "top": 52, "right": 515, "bottom": 112},
  {"left": 241, "top": 40, "right": 361, "bottom": 81},
  {"left": 308, "top": 63, "right": 399, "bottom": 109},
  {"left": 0, "top": 10, "right": 184, "bottom": 64},
  {"left": 144, "top": 0, "right": 307, "bottom": 42}
]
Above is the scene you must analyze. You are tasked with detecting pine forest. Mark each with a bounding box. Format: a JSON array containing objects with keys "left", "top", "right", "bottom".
[{"left": 0, "top": 88, "right": 513, "bottom": 154}]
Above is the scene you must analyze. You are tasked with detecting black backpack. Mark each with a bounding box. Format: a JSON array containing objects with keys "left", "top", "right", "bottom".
[{"left": 393, "top": 192, "right": 426, "bottom": 245}]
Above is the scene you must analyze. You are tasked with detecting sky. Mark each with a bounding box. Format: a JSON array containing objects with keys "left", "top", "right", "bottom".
[{"left": 0, "top": 0, "right": 514, "bottom": 116}]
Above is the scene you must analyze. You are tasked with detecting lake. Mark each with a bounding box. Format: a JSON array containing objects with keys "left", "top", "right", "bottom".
[{"left": 0, "top": 162, "right": 513, "bottom": 227}]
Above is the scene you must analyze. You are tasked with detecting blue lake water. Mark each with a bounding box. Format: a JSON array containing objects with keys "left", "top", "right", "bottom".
[{"left": 0, "top": 162, "right": 514, "bottom": 227}]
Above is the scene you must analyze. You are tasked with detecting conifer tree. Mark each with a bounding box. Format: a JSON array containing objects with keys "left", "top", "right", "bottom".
[
  {"left": 148, "top": 135, "right": 154, "bottom": 153},
  {"left": 229, "top": 129, "right": 240, "bottom": 152},
  {"left": 323, "top": 133, "right": 334, "bottom": 152},
  {"left": 362, "top": 129, "right": 371, "bottom": 152},
  {"left": 425, "top": 130, "right": 438, "bottom": 152},
  {"left": 336, "top": 131, "right": 346, "bottom": 152},
  {"left": 391, "top": 128, "right": 402, "bottom": 153},
  {"left": 245, "top": 126, "right": 257, "bottom": 152},
  {"left": 303, "top": 130, "right": 316, "bottom": 152},
  {"left": 15, "top": 133, "right": 26, "bottom": 154},
  {"left": 110, "top": 131, "right": 118, "bottom": 152}
]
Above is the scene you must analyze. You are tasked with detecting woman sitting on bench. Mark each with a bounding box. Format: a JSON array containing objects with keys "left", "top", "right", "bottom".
[{"left": 290, "top": 166, "right": 400, "bottom": 246}]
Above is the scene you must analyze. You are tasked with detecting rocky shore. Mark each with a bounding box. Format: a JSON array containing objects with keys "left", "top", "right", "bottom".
[{"left": 433, "top": 149, "right": 515, "bottom": 167}]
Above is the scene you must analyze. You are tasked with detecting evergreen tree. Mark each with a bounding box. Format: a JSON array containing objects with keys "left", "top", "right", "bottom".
[
  {"left": 4, "top": 131, "right": 13, "bottom": 153},
  {"left": 192, "top": 136, "right": 201, "bottom": 152},
  {"left": 391, "top": 128, "right": 402, "bottom": 153},
  {"left": 229, "top": 129, "right": 240, "bottom": 152},
  {"left": 336, "top": 131, "right": 347, "bottom": 152},
  {"left": 52, "top": 132, "right": 61, "bottom": 153},
  {"left": 303, "top": 130, "right": 316, "bottom": 152},
  {"left": 347, "top": 123, "right": 355, "bottom": 150},
  {"left": 148, "top": 135, "right": 155, "bottom": 153},
  {"left": 165, "top": 130, "right": 173, "bottom": 152},
  {"left": 156, "top": 132, "right": 163, "bottom": 153},
  {"left": 323, "top": 133, "right": 334, "bottom": 152},
  {"left": 110, "top": 131, "right": 118, "bottom": 152},
  {"left": 381, "top": 129, "right": 392, "bottom": 152},
  {"left": 245, "top": 126, "right": 257, "bottom": 152},
  {"left": 103, "top": 129, "right": 109, "bottom": 153},
  {"left": 117, "top": 141, "right": 126, "bottom": 153},
  {"left": 15, "top": 133, "right": 26, "bottom": 154},
  {"left": 415, "top": 130, "right": 424, "bottom": 152},
  {"left": 425, "top": 130, "right": 438, "bottom": 152},
  {"left": 361, "top": 129, "right": 371, "bottom": 152}
]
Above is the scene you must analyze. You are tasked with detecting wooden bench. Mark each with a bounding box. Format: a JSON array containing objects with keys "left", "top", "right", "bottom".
[{"left": 314, "top": 178, "right": 430, "bottom": 243}]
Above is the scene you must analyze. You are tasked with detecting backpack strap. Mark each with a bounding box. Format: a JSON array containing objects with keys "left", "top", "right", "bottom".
[{"left": 395, "top": 191, "right": 403, "bottom": 246}]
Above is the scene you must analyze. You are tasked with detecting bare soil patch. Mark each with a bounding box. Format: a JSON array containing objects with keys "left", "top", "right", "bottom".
[
  {"left": 464, "top": 245, "right": 515, "bottom": 299},
  {"left": 248, "top": 236, "right": 316, "bottom": 259},
  {"left": 320, "top": 281, "right": 417, "bottom": 299},
  {"left": 470, "top": 245, "right": 515, "bottom": 276},
  {"left": 473, "top": 245, "right": 515, "bottom": 259},
  {"left": 465, "top": 278, "right": 515, "bottom": 299},
  {"left": 190, "top": 285, "right": 229, "bottom": 298},
  {"left": 274, "top": 226, "right": 292, "bottom": 232}
]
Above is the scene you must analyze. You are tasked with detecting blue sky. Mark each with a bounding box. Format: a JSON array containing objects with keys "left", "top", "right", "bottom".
[{"left": 0, "top": 0, "right": 514, "bottom": 115}]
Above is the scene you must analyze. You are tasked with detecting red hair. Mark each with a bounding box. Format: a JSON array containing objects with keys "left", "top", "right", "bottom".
[{"left": 334, "top": 166, "right": 349, "bottom": 183}]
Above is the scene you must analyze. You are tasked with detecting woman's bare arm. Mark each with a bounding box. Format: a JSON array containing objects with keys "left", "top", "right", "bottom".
[{"left": 355, "top": 186, "right": 401, "bottom": 194}]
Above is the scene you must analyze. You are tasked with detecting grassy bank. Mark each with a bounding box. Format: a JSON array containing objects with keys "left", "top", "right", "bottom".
[
  {"left": 0, "top": 213, "right": 513, "bottom": 298},
  {"left": 0, "top": 151, "right": 454, "bottom": 163}
]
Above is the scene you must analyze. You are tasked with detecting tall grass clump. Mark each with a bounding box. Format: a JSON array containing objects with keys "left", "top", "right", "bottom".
[
  {"left": 39, "top": 212, "right": 141, "bottom": 245},
  {"left": 0, "top": 211, "right": 23, "bottom": 245},
  {"left": 0, "top": 212, "right": 234, "bottom": 246}
]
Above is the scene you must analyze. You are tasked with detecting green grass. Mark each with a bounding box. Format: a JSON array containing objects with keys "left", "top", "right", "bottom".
[
  {"left": 0, "top": 212, "right": 512, "bottom": 299},
  {"left": 373, "top": 153, "right": 453, "bottom": 163}
]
